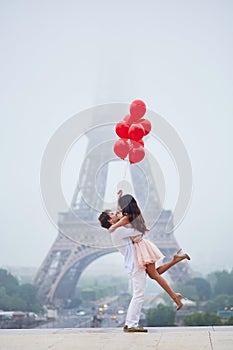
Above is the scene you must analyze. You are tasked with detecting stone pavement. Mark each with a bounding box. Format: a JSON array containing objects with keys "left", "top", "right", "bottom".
[{"left": 0, "top": 326, "right": 233, "bottom": 350}]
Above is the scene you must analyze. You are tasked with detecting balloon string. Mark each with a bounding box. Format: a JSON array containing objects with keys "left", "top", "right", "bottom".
[{"left": 123, "top": 161, "right": 129, "bottom": 179}]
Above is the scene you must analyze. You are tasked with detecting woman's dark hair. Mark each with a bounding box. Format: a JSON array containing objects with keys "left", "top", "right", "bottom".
[{"left": 118, "top": 195, "right": 148, "bottom": 234}]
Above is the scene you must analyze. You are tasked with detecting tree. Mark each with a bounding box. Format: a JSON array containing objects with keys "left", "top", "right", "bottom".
[
  {"left": 187, "top": 278, "right": 212, "bottom": 301},
  {"left": 204, "top": 299, "right": 219, "bottom": 313},
  {"left": 0, "top": 294, "right": 27, "bottom": 311},
  {"left": 64, "top": 297, "right": 82, "bottom": 309},
  {"left": 183, "top": 312, "right": 204, "bottom": 326},
  {"left": 18, "top": 284, "right": 36, "bottom": 307},
  {"left": 205, "top": 295, "right": 233, "bottom": 313},
  {"left": 0, "top": 269, "right": 19, "bottom": 296},
  {"left": 146, "top": 304, "right": 175, "bottom": 326},
  {"left": 203, "top": 312, "right": 222, "bottom": 326},
  {"left": 225, "top": 315, "right": 233, "bottom": 325},
  {"left": 0, "top": 269, "right": 43, "bottom": 312},
  {"left": 18, "top": 284, "right": 43, "bottom": 313},
  {"left": 184, "top": 312, "right": 222, "bottom": 326},
  {"left": 212, "top": 270, "right": 233, "bottom": 296},
  {"left": 171, "top": 282, "right": 198, "bottom": 302},
  {"left": 81, "top": 288, "right": 96, "bottom": 301}
]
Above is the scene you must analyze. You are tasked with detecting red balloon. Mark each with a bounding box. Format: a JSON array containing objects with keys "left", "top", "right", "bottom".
[
  {"left": 128, "top": 123, "right": 145, "bottom": 141},
  {"left": 115, "top": 121, "right": 129, "bottom": 139},
  {"left": 130, "top": 139, "right": 144, "bottom": 148},
  {"left": 123, "top": 114, "right": 134, "bottom": 126},
  {"left": 129, "top": 145, "right": 145, "bottom": 164},
  {"left": 138, "top": 118, "right": 151, "bottom": 135},
  {"left": 113, "top": 139, "right": 129, "bottom": 159},
  {"left": 130, "top": 100, "right": 146, "bottom": 121}
]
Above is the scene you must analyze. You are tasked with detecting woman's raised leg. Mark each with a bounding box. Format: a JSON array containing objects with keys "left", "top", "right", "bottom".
[
  {"left": 146, "top": 263, "right": 183, "bottom": 310},
  {"left": 156, "top": 253, "right": 190, "bottom": 275}
]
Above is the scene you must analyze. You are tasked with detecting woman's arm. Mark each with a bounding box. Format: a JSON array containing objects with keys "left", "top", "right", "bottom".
[
  {"left": 116, "top": 189, "right": 123, "bottom": 212},
  {"left": 108, "top": 215, "right": 129, "bottom": 233}
]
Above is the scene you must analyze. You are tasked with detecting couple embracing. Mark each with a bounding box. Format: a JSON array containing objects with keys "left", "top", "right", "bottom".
[{"left": 98, "top": 191, "right": 190, "bottom": 333}]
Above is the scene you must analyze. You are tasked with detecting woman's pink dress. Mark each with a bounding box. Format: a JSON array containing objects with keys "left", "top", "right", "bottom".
[{"left": 134, "top": 238, "right": 164, "bottom": 270}]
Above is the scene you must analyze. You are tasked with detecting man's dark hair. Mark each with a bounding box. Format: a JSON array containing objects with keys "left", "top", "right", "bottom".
[{"left": 98, "top": 210, "right": 111, "bottom": 229}]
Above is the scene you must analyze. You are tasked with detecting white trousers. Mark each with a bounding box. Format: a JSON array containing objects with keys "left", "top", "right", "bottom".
[{"left": 125, "top": 269, "right": 147, "bottom": 328}]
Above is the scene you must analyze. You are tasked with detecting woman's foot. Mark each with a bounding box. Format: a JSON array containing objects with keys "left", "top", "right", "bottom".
[
  {"left": 173, "top": 249, "right": 191, "bottom": 263},
  {"left": 173, "top": 293, "right": 184, "bottom": 311}
]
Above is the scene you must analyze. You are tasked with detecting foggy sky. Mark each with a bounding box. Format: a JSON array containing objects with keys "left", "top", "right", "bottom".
[{"left": 0, "top": 0, "right": 233, "bottom": 276}]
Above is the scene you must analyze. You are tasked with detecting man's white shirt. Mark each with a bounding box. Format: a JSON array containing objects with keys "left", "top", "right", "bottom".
[{"left": 111, "top": 226, "right": 139, "bottom": 274}]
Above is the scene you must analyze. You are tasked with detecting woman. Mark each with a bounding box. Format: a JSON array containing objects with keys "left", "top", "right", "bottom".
[{"left": 109, "top": 192, "right": 190, "bottom": 310}]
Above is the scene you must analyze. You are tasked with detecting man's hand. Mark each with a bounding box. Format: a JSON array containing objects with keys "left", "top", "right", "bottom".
[{"left": 132, "top": 235, "right": 142, "bottom": 243}]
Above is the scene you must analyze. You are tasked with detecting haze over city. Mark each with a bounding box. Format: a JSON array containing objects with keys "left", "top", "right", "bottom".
[{"left": 1, "top": 0, "right": 232, "bottom": 278}]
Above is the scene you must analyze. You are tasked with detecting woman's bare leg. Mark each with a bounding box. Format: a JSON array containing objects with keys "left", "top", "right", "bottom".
[
  {"left": 156, "top": 260, "right": 177, "bottom": 275},
  {"left": 157, "top": 253, "right": 190, "bottom": 275},
  {"left": 146, "top": 263, "right": 183, "bottom": 310}
]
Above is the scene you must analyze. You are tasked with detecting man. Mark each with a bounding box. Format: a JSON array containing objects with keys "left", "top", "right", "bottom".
[{"left": 98, "top": 210, "right": 148, "bottom": 333}]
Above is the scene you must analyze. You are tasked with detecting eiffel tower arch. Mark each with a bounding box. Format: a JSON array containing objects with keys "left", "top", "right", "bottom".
[{"left": 34, "top": 113, "right": 192, "bottom": 305}]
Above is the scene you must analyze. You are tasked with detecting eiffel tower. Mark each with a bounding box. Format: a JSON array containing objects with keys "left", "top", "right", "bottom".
[{"left": 34, "top": 114, "right": 192, "bottom": 305}]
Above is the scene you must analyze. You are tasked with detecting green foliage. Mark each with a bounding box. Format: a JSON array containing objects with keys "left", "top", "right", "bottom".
[
  {"left": 204, "top": 294, "right": 233, "bottom": 313},
  {"left": 171, "top": 283, "right": 198, "bottom": 302},
  {"left": 81, "top": 288, "right": 96, "bottom": 301},
  {"left": 0, "top": 268, "right": 43, "bottom": 313},
  {"left": 204, "top": 299, "right": 219, "bottom": 313},
  {"left": 77, "top": 275, "right": 128, "bottom": 302},
  {"left": 17, "top": 284, "right": 43, "bottom": 313},
  {"left": 174, "top": 270, "right": 233, "bottom": 310},
  {"left": 171, "top": 270, "right": 233, "bottom": 326},
  {"left": 64, "top": 297, "right": 82, "bottom": 309},
  {"left": 146, "top": 304, "right": 175, "bottom": 326},
  {"left": 187, "top": 278, "right": 212, "bottom": 301},
  {"left": 173, "top": 277, "right": 212, "bottom": 302},
  {"left": 0, "top": 269, "right": 19, "bottom": 296},
  {"left": 225, "top": 315, "right": 233, "bottom": 325},
  {"left": 0, "top": 289, "right": 29, "bottom": 311},
  {"left": 210, "top": 270, "right": 233, "bottom": 296},
  {"left": 184, "top": 312, "right": 222, "bottom": 326}
]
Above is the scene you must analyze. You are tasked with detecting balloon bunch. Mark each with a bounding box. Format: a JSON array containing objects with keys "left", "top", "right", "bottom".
[{"left": 113, "top": 99, "right": 151, "bottom": 164}]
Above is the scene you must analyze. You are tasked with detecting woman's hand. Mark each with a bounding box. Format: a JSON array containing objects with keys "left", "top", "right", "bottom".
[
  {"left": 117, "top": 189, "right": 123, "bottom": 198},
  {"left": 108, "top": 226, "right": 115, "bottom": 233}
]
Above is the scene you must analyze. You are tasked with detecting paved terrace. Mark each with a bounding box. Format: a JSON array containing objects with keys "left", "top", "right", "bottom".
[{"left": 0, "top": 326, "right": 233, "bottom": 350}]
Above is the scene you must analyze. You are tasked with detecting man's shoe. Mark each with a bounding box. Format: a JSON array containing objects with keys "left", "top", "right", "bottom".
[{"left": 125, "top": 325, "right": 148, "bottom": 333}]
